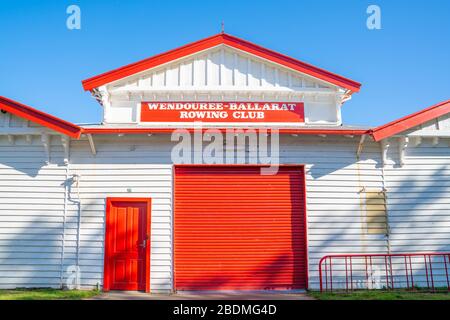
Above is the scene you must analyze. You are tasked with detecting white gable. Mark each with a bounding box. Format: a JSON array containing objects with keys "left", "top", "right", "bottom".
[
  {"left": 107, "top": 45, "right": 337, "bottom": 93},
  {"left": 405, "top": 114, "right": 450, "bottom": 139},
  {"left": 0, "top": 112, "right": 51, "bottom": 134},
  {"left": 99, "top": 45, "right": 347, "bottom": 125}
]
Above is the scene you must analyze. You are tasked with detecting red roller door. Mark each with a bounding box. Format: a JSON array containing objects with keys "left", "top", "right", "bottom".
[{"left": 174, "top": 165, "right": 307, "bottom": 291}]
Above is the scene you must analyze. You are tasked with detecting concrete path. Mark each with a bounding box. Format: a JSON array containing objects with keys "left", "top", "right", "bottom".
[{"left": 90, "top": 291, "right": 314, "bottom": 300}]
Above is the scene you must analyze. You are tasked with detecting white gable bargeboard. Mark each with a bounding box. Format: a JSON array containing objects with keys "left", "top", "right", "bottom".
[{"left": 101, "top": 45, "right": 344, "bottom": 125}]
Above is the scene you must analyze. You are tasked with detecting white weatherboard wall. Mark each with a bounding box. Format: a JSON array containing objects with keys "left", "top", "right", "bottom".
[
  {"left": 0, "top": 135, "right": 68, "bottom": 288},
  {"left": 1, "top": 125, "right": 449, "bottom": 290},
  {"left": 385, "top": 139, "right": 450, "bottom": 255},
  {"left": 101, "top": 45, "right": 344, "bottom": 125},
  {"left": 302, "top": 136, "right": 386, "bottom": 289},
  {"left": 349, "top": 114, "right": 450, "bottom": 289},
  {"left": 373, "top": 150, "right": 449, "bottom": 287},
  {"left": 383, "top": 115, "right": 450, "bottom": 256},
  {"left": 0, "top": 132, "right": 392, "bottom": 291},
  {"left": 68, "top": 136, "right": 174, "bottom": 292},
  {"left": 67, "top": 134, "right": 388, "bottom": 291}
]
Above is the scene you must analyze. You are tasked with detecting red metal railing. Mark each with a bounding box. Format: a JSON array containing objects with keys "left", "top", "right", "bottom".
[{"left": 319, "top": 253, "right": 450, "bottom": 292}]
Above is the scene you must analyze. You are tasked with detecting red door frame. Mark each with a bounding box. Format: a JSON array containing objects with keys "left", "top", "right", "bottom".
[
  {"left": 103, "top": 197, "right": 151, "bottom": 293},
  {"left": 172, "top": 164, "right": 309, "bottom": 291}
]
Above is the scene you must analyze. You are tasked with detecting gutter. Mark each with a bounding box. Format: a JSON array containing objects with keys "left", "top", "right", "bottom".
[{"left": 81, "top": 127, "right": 371, "bottom": 136}]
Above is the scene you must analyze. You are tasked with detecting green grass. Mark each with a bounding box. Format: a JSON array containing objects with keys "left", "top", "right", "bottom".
[
  {"left": 0, "top": 288, "right": 101, "bottom": 300},
  {"left": 309, "top": 289, "right": 450, "bottom": 300}
]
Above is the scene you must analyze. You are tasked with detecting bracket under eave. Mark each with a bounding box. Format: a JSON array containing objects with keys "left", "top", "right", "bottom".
[
  {"left": 87, "top": 134, "right": 97, "bottom": 155},
  {"left": 41, "top": 134, "right": 50, "bottom": 164},
  {"left": 61, "top": 135, "right": 70, "bottom": 164}
]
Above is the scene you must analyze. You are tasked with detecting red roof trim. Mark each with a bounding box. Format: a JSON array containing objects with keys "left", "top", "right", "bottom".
[
  {"left": 82, "top": 127, "right": 368, "bottom": 136},
  {"left": 82, "top": 33, "right": 361, "bottom": 93},
  {"left": 220, "top": 34, "right": 361, "bottom": 92},
  {"left": 371, "top": 99, "right": 450, "bottom": 141},
  {"left": 0, "top": 96, "right": 82, "bottom": 139}
]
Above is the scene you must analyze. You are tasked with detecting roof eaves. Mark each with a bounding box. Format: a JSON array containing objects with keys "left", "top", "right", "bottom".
[
  {"left": 0, "top": 96, "right": 82, "bottom": 139},
  {"left": 81, "top": 126, "right": 370, "bottom": 135},
  {"left": 371, "top": 99, "right": 450, "bottom": 141}
]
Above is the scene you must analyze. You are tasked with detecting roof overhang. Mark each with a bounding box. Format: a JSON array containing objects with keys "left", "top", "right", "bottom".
[
  {"left": 371, "top": 99, "right": 450, "bottom": 141},
  {"left": 0, "top": 96, "right": 82, "bottom": 138},
  {"left": 2, "top": 96, "right": 448, "bottom": 143},
  {"left": 81, "top": 33, "right": 362, "bottom": 93},
  {"left": 81, "top": 127, "right": 369, "bottom": 136}
]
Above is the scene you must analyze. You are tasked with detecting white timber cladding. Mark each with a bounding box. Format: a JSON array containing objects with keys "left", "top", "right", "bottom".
[
  {"left": 0, "top": 135, "right": 69, "bottom": 288},
  {"left": 0, "top": 123, "right": 449, "bottom": 290},
  {"left": 406, "top": 114, "right": 450, "bottom": 138},
  {"left": 0, "top": 130, "right": 392, "bottom": 291},
  {"left": 0, "top": 113, "right": 56, "bottom": 136},
  {"left": 101, "top": 45, "right": 344, "bottom": 125},
  {"left": 386, "top": 143, "right": 450, "bottom": 254},
  {"left": 383, "top": 116, "right": 450, "bottom": 255},
  {"left": 1, "top": 112, "right": 449, "bottom": 291}
]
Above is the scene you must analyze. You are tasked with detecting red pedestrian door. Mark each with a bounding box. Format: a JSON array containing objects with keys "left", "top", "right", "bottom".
[{"left": 104, "top": 198, "right": 151, "bottom": 292}]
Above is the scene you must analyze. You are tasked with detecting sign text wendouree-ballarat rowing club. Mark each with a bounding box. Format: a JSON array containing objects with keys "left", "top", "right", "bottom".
[{"left": 140, "top": 102, "right": 305, "bottom": 123}]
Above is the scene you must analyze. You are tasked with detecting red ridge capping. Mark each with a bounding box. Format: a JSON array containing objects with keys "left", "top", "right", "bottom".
[
  {"left": 0, "top": 96, "right": 82, "bottom": 139},
  {"left": 371, "top": 99, "right": 450, "bottom": 141},
  {"left": 82, "top": 33, "right": 361, "bottom": 93}
]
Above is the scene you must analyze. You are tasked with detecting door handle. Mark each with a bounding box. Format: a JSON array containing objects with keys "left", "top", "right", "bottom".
[
  {"left": 139, "top": 239, "right": 147, "bottom": 249},
  {"left": 139, "top": 235, "right": 149, "bottom": 249}
]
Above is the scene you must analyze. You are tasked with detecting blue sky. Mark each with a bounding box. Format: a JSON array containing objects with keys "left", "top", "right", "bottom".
[{"left": 0, "top": 0, "right": 449, "bottom": 126}]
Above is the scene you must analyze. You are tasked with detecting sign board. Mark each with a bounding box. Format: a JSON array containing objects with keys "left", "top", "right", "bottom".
[{"left": 140, "top": 102, "right": 305, "bottom": 123}]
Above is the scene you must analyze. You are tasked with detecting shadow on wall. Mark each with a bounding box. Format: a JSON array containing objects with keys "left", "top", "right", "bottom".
[
  {"left": 0, "top": 172, "right": 104, "bottom": 289},
  {"left": 0, "top": 133, "right": 70, "bottom": 178},
  {"left": 1, "top": 136, "right": 449, "bottom": 290},
  {"left": 313, "top": 163, "right": 450, "bottom": 290},
  {"left": 0, "top": 153, "right": 51, "bottom": 178},
  {"left": 386, "top": 164, "right": 450, "bottom": 288},
  {"left": 176, "top": 255, "right": 303, "bottom": 291}
]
